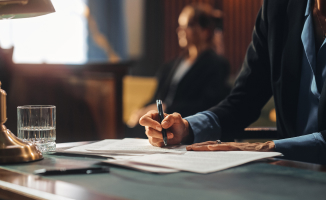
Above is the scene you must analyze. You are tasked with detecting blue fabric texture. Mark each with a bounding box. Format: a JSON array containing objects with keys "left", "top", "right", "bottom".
[
  {"left": 185, "top": 111, "right": 221, "bottom": 143},
  {"left": 274, "top": 133, "right": 326, "bottom": 164},
  {"left": 296, "top": 1, "right": 319, "bottom": 136},
  {"left": 274, "top": 0, "right": 326, "bottom": 164},
  {"left": 296, "top": 0, "right": 326, "bottom": 136}
]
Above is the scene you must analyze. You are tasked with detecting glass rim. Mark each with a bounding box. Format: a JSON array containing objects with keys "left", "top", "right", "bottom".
[{"left": 17, "top": 105, "right": 56, "bottom": 109}]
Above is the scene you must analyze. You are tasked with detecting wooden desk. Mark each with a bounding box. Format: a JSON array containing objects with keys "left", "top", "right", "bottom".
[{"left": 0, "top": 142, "right": 326, "bottom": 200}]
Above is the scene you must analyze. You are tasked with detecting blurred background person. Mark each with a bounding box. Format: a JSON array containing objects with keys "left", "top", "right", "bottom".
[{"left": 127, "top": 3, "right": 231, "bottom": 129}]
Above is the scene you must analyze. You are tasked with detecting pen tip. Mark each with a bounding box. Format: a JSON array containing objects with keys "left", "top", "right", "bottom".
[{"left": 163, "top": 138, "right": 168, "bottom": 146}]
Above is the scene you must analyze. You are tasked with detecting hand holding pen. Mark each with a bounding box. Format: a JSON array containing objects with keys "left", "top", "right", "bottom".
[{"left": 139, "top": 100, "right": 190, "bottom": 147}]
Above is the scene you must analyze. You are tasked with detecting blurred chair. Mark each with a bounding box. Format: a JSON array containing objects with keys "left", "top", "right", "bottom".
[{"left": 123, "top": 76, "right": 157, "bottom": 124}]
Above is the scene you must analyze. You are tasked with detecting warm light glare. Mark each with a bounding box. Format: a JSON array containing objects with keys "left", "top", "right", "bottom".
[
  {"left": 178, "top": 6, "right": 193, "bottom": 27},
  {"left": 0, "top": 0, "right": 88, "bottom": 64},
  {"left": 177, "top": 29, "right": 186, "bottom": 38},
  {"left": 188, "top": 45, "right": 198, "bottom": 58},
  {"left": 269, "top": 108, "right": 277, "bottom": 122},
  {"left": 178, "top": 38, "right": 187, "bottom": 47},
  {"left": 178, "top": 29, "right": 187, "bottom": 47}
]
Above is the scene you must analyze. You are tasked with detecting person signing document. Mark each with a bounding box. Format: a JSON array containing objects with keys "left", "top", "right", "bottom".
[{"left": 140, "top": 0, "right": 326, "bottom": 165}]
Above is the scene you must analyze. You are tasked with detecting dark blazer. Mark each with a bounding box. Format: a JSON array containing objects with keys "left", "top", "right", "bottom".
[
  {"left": 210, "top": 0, "right": 326, "bottom": 141},
  {"left": 147, "top": 49, "right": 230, "bottom": 118}
]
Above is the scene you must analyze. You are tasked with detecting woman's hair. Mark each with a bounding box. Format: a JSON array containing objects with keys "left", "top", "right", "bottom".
[{"left": 186, "top": 3, "right": 223, "bottom": 41}]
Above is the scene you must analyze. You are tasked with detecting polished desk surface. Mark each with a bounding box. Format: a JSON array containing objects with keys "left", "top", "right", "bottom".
[{"left": 1, "top": 141, "right": 326, "bottom": 200}]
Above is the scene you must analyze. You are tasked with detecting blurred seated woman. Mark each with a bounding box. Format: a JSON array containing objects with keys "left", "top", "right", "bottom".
[{"left": 127, "top": 4, "right": 230, "bottom": 128}]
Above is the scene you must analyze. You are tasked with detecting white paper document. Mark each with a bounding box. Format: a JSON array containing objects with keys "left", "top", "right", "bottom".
[
  {"left": 59, "top": 140, "right": 140, "bottom": 157},
  {"left": 103, "top": 159, "right": 180, "bottom": 173},
  {"left": 86, "top": 138, "right": 187, "bottom": 154},
  {"left": 59, "top": 139, "right": 281, "bottom": 174},
  {"left": 63, "top": 139, "right": 119, "bottom": 153},
  {"left": 123, "top": 151, "right": 282, "bottom": 174}
]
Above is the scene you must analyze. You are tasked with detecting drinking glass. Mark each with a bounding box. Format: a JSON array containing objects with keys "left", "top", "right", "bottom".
[{"left": 17, "top": 105, "right": 56, "bottom": 153}]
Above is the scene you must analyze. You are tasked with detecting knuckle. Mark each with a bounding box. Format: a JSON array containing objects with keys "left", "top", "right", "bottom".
[
  {"left": 173, "top": 112, "right": 182, "bottom": 119},
  {"left": 147, "top": 127, "right": 154, "bottom": 135}
]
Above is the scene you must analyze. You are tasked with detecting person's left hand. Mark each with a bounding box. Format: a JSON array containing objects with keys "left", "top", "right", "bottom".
[{"left": 186, "top": 141, "right": 275, "bottom": 152}]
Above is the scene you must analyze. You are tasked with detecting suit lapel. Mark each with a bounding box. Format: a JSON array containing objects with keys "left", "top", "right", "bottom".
[
  {"left": 176, "top": 49, "right": 211, "bottom": 88},
  {"left": 161, "top": 58, "right": 183, "bottom": 97},
  {"left": 279, "top": 0, "right": 307, "bottom": 137}
]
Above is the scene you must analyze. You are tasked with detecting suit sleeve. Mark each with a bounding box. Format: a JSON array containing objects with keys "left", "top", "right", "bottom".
[
  {"left": 274, "top": 133, "right": 326, "bottom": 164},
  {"left": 209, "top": 3, "right": 273, "bottom": 137}
]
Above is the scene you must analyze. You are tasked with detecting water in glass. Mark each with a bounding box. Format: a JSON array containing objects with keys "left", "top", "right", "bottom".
[{"left": 17, "top": 105, "right": 56, "bottom": 153}]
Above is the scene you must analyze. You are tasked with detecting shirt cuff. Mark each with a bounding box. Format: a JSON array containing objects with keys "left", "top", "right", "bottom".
[
  {"left": 185, "top": 111, "right": 221, "bottom": 143},
  {"left": 273, "top": 133, "right": 326, "bottom": 164}
]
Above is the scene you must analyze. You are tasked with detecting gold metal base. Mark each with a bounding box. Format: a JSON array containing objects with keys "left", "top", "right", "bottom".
[{"left": 0, "top": 125, "right": 43, "bottom": 164}]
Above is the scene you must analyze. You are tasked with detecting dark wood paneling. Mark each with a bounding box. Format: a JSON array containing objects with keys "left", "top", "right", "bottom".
[{"left": 223, "top": 0, "right": 262, "bottom": 75}]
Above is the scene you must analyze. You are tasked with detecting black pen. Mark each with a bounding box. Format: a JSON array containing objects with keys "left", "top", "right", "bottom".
[
  {"left": 34, "top": 167, "right": 110, "bottom": 176},
  {"left": 156, "top": 100, "right": 168, "bottom": 146}
]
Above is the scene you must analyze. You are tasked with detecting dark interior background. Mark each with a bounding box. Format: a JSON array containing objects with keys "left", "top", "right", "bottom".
[{"left": 0, "top": 0, "right": 266, "bottom": 142}]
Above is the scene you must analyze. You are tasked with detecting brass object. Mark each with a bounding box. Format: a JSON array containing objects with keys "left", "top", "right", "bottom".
[
  {"left": 0, "top": 0, "right": 28, "bottom": 6},
  {"left": 0, "top": 0, "right": 55, "bottom": 19},
  {"left": 0, "top": 82, "right": 43, "bottom": 163}
]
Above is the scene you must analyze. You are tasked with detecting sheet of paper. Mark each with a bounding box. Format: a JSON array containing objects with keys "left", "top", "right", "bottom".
[
  {"left": 103, "top": 159, "right": 180, "bottom": 173},
  {"left": 86, "top": 138, "right": 187, "bottom": 154},
  {"left": 125, "top": 151, "right": 282, "bottom": 174},
  {"left": 58, "top": 140, "right": 141, "bottom": 157},
  {"left": 63, "top": 139, "right": 119, "bottom": 153}
]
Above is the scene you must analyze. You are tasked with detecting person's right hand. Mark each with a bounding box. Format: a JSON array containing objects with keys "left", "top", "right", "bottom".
[
  {"left": 127, "top": 104, "right": 163, "bottom": 128},
  {"left": 139, "top": 111, "right": 190, "bottom": 147}
]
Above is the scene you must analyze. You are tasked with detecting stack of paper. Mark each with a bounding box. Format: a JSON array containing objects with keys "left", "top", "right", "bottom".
[
  {"left": 86, "top": 138, "right": 187, "bottom": 154},
  {"left": 60, "top": 138, "right": 282, "bottom": 174},
  {"left": 113, "top": 151, "right": 281, "bottom": 174},
  {"left": 59, "top": 139, "right": 184, "bottom": 173}
]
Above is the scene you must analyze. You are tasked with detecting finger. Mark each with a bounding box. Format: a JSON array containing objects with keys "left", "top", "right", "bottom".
[
  {"left": 145, "top": 127, "right": 165, "bottom": 139},
  {"left": 147, "top": 136, "right": 163, "bottom": 147},
  {"left": 191, "top": 141, "right": 217, "bottom": 146},
  {"left": 186, "top": 144, "right": 211, "bottom": 151},
  {"left": 151, "top": 137, "right": 165, "bottom": 147},
  {"left": 186, "top": 141, "right": 222, "bottom": 150},
  {"left": 139, "top": 110, "right": 162, "bottom": 131},
  {"left": 146, "top": 127, "right": 174, "bottom": 139},
  {"left": 189, "top": 145, "right": 212, "bottom": 151},
  {"left": 186, "top": 145, "right": 193, "bottom": 151},
  {"left": 207, "top": 144, "right": 240, "bottom": 151},
  {"left": 165, "top": 129, "right": 175, "bottom": 139},
  {"left": 161, "top": 112, "right": 183, "bottom": 129}
]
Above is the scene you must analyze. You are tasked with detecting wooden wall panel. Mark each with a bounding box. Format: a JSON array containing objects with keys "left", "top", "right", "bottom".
[{"left": 223, "top": 0, "right": 262, "bottom": 76}]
